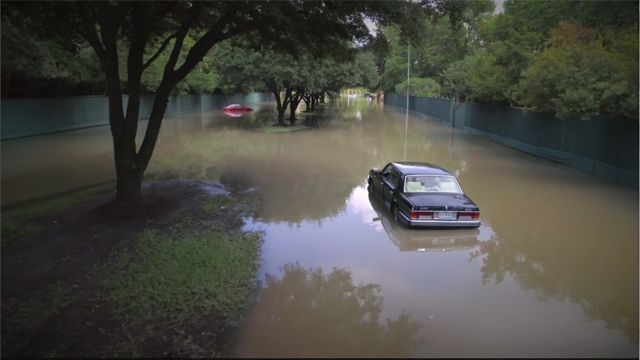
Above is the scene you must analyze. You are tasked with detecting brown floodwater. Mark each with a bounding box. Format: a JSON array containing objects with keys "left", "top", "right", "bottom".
[{"left": 1, "top": 97, "right": 638, "bottom": 357}]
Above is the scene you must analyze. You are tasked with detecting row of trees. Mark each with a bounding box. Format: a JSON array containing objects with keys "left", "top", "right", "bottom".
[
  {"left": 3, "top": 1, "right": 468, "bottom": 202},
  {"left": 379, "top": 0, "right": 638, "bottom": 120},
  {"left": 1, "top": 19, "right": 376, "bottom": 107},
  {"left": 212, "top": 41, "right": 379, "bottom": 124}
]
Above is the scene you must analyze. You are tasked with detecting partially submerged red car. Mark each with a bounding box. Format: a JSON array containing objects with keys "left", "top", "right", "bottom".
[
  {"left": 223, "top": 104, "right": 253, "bottom": 118},
  {"left": 223, "top": 104, "right": 253, "bottom": 111}
]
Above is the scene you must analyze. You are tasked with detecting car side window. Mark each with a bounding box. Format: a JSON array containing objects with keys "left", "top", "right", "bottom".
[
  {"left": 391, "top": 170, "right": 402, "bottom": 189},
  {"left": 384, "top": 168, "right": 401, "bottom": 190},
  {"left": 382, "top": 166, "right": 393, "bottom": 183}
]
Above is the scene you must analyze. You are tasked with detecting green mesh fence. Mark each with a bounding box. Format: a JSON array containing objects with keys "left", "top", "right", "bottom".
[
  {"left": 1, "top": 93, "right": 272, "bottom": 140},
  {"left": 385, "top": 94, "right": 638, "bottom": 188}
]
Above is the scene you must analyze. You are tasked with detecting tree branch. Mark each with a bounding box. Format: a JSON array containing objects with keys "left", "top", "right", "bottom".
[
  {"left": 142, "top": 32, "right": 177, "bottom": 71},
  {"left": 172, "top": 21, "right": 258, "bottom": 82},
  {"left": 137, "top": 4, "right": 259, "bottom": 170},
  {"left": 162, "top": 4, "right": 202, "bottom": 82},
  {"left": 126, "top": 2, "right": 152, "bottom": 143},
  {"left": 93, "top": 2, "right": 126, "bottom": 126},
  {"left": 74, "top": 3, "right": 106, "bottom": 65}
]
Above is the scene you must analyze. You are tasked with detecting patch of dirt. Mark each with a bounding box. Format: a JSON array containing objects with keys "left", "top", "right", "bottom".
[{"left": 1, "top": 179, "right": 251, "bottom": 358}]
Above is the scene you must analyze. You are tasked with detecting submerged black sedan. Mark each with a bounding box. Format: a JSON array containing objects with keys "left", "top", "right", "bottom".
[{"left": 368, "top": 162, "right": 480, "bottom": 228}]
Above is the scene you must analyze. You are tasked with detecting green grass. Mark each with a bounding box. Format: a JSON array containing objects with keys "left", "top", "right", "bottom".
[
  {"left": 1, "top": 182, "right": 114, "bottom": 247},
  {"left": 2, "top": 182, "right": 263, "bottom": 356},
  {"left": 107, "top": 221, "right": 262, "bottom": 325},
  {"left": 200, "top": 195, "right": 234, "bottom": 213}
]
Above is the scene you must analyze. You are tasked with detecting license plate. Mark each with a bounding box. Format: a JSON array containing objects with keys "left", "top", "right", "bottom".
[{"left": 436, "top": 211, "right": 456, "bottom": 220}]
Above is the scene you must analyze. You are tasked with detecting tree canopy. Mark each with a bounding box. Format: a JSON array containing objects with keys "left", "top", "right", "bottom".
[
  {"left": 379, "top": 0, "right": 638, "bottom": 120},
  {"left": 210, "top": 35, "right": 381, "bottom": 125}
]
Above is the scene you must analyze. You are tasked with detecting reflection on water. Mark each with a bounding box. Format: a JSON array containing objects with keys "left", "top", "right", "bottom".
[
  {"left": 228, "top": 107, "right": 332, "bottom": 130},
  {"left": 471, "top": 230, "right": 639, "bottom": 342},
  {"left": 223, "top": 109, "right": 251, "bottom": 118},
  {"left": 235, "top": 108, "right": 277, "bottom": 128},
  {"left": 367, "top": 192, "right": 485, "bottom": 253},
  {"left": 1, "top": 97, "right": 637, "bottom": 356},
  {"left": 234, "top": 263, "right": 421, "bottom": 357}
]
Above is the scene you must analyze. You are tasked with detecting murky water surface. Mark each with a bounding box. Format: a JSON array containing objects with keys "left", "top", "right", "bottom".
[{"left": 2, "top": 98, "right": 637, "bottom": 357}]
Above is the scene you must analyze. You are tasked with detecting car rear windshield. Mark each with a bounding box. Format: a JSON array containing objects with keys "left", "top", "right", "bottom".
[{"left": 404, "top": 175, "right": 463, "bottom": 194}]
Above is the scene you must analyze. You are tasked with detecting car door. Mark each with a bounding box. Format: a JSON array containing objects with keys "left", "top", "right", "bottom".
[
  {"left": 382, "top": 167, "right": 401, "bottom": 210},
  {"left": 395, "top": 176, "right": 413, "bottom": 219},
  {"left": 374, "top": 164, "right": 393, "bottom": 195}
]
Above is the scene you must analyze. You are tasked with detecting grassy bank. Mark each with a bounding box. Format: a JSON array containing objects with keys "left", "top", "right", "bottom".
[
  {"left": 110, "top": 226, "right": 260, "bottom": 324},
  {"left": 1, "top": 182, "right": 115, "bottom": 247},
  {"left": 1, "top": 180, "right": 263, "bottom": 357},
  {"left": 106, "top": 217, "right": 261, "bottom": 356}
]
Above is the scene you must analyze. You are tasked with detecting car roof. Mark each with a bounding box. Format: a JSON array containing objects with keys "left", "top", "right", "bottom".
[{"left": 390, "top": 162, "right": 452, "bottom": 176}]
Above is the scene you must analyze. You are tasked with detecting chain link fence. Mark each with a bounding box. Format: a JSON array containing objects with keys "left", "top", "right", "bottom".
[{"left": 385, "top": 94, "right": 638, "bottom": 188}]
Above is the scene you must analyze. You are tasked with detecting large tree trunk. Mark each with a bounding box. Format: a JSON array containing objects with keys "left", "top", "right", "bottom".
[
  {"left": 302, "top": 94, "right": 311, "bottom": 112},
  {"left": 110, "top": 107, "right": 142, "bottom": 202},
  {"left": 289, "top": 100, "right": 297, "bottom": 124},
  {"left": 76, "top": 2, "right": 255, "bottom": 202},
  {"left": 277, "top": 109, "right": 286, "bottom": 125},
  {"left": 114, "top": 4, "right": 146, "bottom": 202},
  {"left": 96, "top": 6, "right": 140, "bottom": 202},
  {"left": 272, "top": 86, "right": 288, "bottom": 126},
  {"left": 116, "top": 166, "right": 143, "bottom": 202},
  {"left": 310, "top": 94, "right": 317, "bottom": 111},
  {"left": 289, "top": 91, "right": 302, "bottom": 125}
]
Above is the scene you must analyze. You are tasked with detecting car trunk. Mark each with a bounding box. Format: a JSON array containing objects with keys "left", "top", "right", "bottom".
[{"left": 403, "top": 193, "right": 479, "bottom": 211}]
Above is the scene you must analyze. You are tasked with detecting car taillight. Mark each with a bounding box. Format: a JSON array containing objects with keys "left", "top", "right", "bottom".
[
  {"left": 458, "top": 211, "right": 480, "bottom": 220},
  {"left": 411, "top": 210, "right": 433, "bottom": 219}
]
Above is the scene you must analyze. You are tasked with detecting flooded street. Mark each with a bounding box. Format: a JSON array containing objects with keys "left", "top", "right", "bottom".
[{"left": 1, "top": 98, "right": 637, "bottom": 357}]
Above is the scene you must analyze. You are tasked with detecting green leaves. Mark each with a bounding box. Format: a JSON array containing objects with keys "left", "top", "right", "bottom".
[
  {"left": 397, "top": 0, "right": 639, "bottom": 120},
  {"left": 514, "top": 21, "right": 638, "bottom": 119},
  {"left": 214, "top": 39, "right": 379, "bottom": 96},
  {"left": 108, "top": 224, "right": 262, "bottom": 324},
  {"left": 394, "top": 77, "right": 440, "bottom": 97}
]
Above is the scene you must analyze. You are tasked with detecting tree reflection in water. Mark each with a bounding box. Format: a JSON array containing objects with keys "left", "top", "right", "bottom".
[
  {"left": 235, "top": 263, "right": 422, "bottom": 357},
  {"left": 471, "top": 239, "right": 638, "bottom": 342}
]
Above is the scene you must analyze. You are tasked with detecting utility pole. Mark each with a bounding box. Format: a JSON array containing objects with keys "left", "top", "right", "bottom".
[
  {"left": 406, "top": 42, "right": 411, "bottom": 109},
  {"left": 404, "top": 42, "right": 410, "bottom": 161}
]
